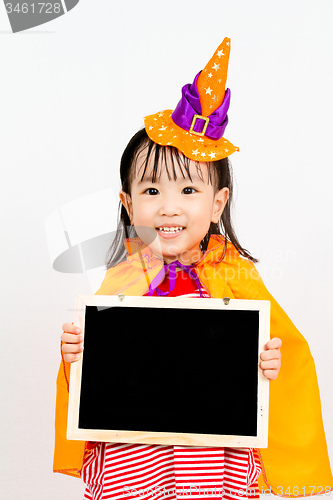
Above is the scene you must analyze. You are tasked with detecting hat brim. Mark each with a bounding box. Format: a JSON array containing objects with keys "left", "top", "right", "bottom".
[{"left": 144, "top": 110, "right": 239, "bottom": 162}]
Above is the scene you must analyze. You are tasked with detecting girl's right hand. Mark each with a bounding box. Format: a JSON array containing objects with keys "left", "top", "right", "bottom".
[{"left": 61, "top": 323, "right": 83, "bottom": 363}]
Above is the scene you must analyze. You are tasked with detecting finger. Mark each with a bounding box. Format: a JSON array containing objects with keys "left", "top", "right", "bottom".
[
  {"left": 62, "top": 323, "right": 81, "bottom": 335},
  {"left": 62, "top": 342, "right": 83, "bottom": 354},
  {"left": 260, "top": 348, "right": 281, "bottom": 361},
  {"left": 259, "top": 359, "right": 281, "bottom": 371},
  {"left": 262, "top": 369, "right": 279, "bottom": 381},
  {"left": 264, "top": 338, "right": 282, "bottom": 350},
  {"left": 61, "top": 332, "right": 83, "bottom": 344},
  {"left": 63, "top": 352, "right": 82, "bottom": 363}
]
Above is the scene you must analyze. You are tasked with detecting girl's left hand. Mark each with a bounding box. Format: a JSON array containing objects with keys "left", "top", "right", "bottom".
[{"left": 259, "top": 337, "right": 282, "bottom": 380}]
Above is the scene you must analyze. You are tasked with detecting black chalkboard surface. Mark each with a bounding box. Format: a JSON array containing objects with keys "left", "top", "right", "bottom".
[{"left": 67, "top": 295, "right": 270, "bottom": 448}]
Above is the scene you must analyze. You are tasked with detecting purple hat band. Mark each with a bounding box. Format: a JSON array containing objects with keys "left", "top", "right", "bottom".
[{"left": 171, "top": 72, "right": 230, "bottom": 140}]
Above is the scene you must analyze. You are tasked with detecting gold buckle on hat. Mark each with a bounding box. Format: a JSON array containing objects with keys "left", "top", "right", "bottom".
[{"left": 189, "top": 114, "right": 209, "bottom": 136}]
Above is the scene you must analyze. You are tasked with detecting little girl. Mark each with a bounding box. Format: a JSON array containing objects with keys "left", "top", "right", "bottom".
[{"left": 54, "top": 39, "right": 333, "bottom": 499}]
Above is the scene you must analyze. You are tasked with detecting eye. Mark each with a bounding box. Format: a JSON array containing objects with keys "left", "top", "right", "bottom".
[
  {"left": 182, "top": 187, "right": 197, "bottom": 194},
  {"left": 144, "top": 187, "right": 159, "bottom": 195}
]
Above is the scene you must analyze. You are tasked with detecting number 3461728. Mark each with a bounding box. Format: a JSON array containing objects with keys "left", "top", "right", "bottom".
[
  {"left": 276, "top": 486, "right": 331, "bottom": 496},
  {"left": 5, "top": 3, "right": 62, "bottom": 14}
]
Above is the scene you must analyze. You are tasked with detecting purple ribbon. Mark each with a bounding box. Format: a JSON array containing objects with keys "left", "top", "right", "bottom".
[
  {"left": 171, "top": 72, "right": 230, "bottom": 140},
  {"left": 148, "top": 260, "right": 203, "bottom": 298}
]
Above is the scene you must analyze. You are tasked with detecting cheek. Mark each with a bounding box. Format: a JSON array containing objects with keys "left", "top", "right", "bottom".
[
  {"left": 189, "top": 207, "right": 213, "bottom": 239},
  {"left": 132, "top": 199, "right": 153, "bottom": 225},
  {"left": 192, "top": 199, "right": 215, "bottom": 224}
]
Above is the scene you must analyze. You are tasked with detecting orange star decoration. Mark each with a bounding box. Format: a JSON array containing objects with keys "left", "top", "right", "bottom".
[{"left": 144, "top": 38, "right": 239, "bottom": 162}]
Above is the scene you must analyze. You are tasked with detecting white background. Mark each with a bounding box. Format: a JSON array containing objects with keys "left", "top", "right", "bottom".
[{"left": 0, "top": 1, "right": 332, "bottom": 499}]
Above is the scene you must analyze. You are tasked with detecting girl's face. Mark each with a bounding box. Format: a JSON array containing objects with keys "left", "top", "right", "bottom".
[{"left": 120, "top": 151, "right": 228, "bottom": 265}]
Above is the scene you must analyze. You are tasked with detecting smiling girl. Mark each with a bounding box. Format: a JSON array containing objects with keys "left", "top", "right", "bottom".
[{"left": 54, "top": 38, "right": 333, "bottom": 500}]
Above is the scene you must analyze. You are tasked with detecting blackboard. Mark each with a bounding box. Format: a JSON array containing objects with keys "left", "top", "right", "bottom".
[{"left": 67, "top": 295, "right": 270, "bottom": 448}]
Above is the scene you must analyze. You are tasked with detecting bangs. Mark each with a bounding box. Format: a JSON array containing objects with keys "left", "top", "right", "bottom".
[{"left": 132, "top": 139, "right": 218, "bottom": 187}]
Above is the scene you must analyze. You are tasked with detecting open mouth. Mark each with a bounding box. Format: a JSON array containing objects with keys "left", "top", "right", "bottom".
[{"left": 156, "top": 226, "right": 185, "bottom": 234}]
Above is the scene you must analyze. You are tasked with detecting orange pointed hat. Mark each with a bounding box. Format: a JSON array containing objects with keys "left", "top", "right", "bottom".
[{"left": 144, "top": 38, "right": 239, "bottom": 162}]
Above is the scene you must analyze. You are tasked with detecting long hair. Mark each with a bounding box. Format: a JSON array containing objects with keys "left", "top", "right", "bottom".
[{"left": 106, "top": 128, "right": 257, "bottom": 268}]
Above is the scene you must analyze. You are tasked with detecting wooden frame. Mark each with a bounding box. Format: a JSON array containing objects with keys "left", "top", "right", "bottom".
[{"left": 67, "top": 295, "right": 270, "bottom": 448}]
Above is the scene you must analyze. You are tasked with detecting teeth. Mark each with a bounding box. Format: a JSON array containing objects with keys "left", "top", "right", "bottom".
[{"left": 158, "top": 226, "right": 184, "bottom": 233}]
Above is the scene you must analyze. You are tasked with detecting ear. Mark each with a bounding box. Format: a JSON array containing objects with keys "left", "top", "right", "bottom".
[
  {"left": 211, "top": 187, "right": 229, "bottom": 223},
  {"left": 119, "top": 191, "right": 133, "bottom": 223}
]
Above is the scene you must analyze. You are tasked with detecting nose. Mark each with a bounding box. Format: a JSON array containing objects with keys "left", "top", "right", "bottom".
[{"left": 158, "top": 194, "right": 182, "bottom": 217}]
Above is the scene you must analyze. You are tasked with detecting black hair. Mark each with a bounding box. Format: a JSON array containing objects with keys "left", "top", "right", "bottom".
[{"left": 106, "top": 128, "right": 257, "bottom": 268}]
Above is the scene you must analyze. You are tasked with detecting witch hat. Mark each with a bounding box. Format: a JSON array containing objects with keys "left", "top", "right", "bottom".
[{"left": 144, "top": 37, "right": 238, "bottom": 161}]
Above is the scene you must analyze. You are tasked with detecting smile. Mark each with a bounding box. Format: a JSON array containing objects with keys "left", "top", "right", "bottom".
[
  {"left": 156, "top": 226, "right": 185, "bottom": 239},
  {"left": 157, "top": 226, "right": 185, "bottom": 233}
]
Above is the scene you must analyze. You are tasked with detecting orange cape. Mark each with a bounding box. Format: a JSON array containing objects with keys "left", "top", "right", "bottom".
[{"left": 53, "top": 235, "right": 333, "bottom": 496}]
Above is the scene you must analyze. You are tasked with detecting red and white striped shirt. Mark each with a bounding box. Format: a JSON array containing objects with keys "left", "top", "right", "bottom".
[{"left": 82, "top": 269, "right": 261, "bottom": 500}]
